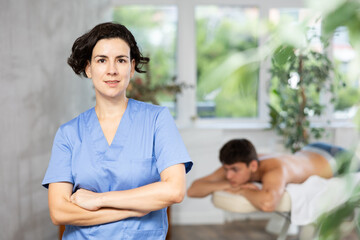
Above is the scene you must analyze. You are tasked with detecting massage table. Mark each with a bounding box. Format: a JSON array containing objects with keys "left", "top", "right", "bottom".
[
  {"left": 212, "top": 173, "right": 360, "bottom": 240},
  {"left": 212, "top": 190, "right": 293, "bottom": 240}
]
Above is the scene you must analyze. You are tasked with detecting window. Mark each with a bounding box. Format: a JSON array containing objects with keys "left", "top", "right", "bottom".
[
  {"left": 269, "top": 8, "right": 359, "bottom": 122},
  {"left": 332, "top": 27, "right": 359, "bottom": 119},
  {"left": 111, "top": 0, "right": 355, "bottom": 126},
  {"left": 195, "top": 6, "right": 260, "bottom": 118},
  {"left": 269, "top": 8, "right": 322, "bottom": 52},
  {"left": 268, "top": 8, "right": 331, "bottom": 120},
  {"left": 113, "top": 5, "right": 178, "bottom": 114}
]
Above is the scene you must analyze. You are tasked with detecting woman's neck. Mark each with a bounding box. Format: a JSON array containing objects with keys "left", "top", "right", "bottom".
[{"left": 95, "top": 96, "right": 129, "bottom": 119}]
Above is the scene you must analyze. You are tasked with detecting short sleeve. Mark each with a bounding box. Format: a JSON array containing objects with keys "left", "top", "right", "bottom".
[
  {"left": 42, "top": 127, "right": 73, "bottom": 188},
  {"left": 154, "top": 108, "right": 193, "bottom": 174}
]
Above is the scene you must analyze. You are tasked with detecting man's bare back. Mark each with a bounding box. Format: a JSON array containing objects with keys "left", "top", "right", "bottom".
[{"left": 258, "top": 150, "right": 333, "bottom": 185}]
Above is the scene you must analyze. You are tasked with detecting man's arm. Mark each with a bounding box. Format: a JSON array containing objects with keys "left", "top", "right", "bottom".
[
  {"left": 48, "top": 182, "right": 148, "bottom": 226},
  {"left": 187, "top": 167, "right": 231, "bottom": 198},
  {"left": 71, "top": 164, "right": 187, "bottom": 212},
  {"left": 227, "top": 168, "right": 287, "bottom": 212}
]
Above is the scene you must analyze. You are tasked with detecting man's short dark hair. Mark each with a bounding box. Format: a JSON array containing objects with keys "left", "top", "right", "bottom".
[{"left": 219, "top": 139, "right": 259, "bottom": 166}]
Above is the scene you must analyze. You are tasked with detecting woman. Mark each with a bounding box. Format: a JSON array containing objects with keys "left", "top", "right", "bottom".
[{"left": 42, "top": 22, "right": 193, "bottom": 239}]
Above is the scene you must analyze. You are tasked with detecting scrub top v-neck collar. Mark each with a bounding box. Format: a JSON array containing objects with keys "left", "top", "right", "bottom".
[{"left": 85, "top": 99, "right": 137, "bottom": 161}]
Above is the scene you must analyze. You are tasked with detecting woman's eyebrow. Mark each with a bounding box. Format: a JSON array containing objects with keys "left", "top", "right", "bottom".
[
  {"left": 116, "top": 55, "right": 130, "bottom": 59},
  {"left": 94, "top": 55, "right": 129, "bottom": 59},
  {"left": 94, "top": 55, "right": 108, "bottom": 59}
]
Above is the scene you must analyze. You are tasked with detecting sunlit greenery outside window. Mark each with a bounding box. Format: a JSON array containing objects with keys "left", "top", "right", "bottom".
[
  {"left": 269, "top": 9, "right": 359, "bottom": 122},
  {"left": 113, "top": 6, "right": 178, "bottom": 114},
  {"left": 269, "top": 9, "right": 322, "bottom": 51},
  {"left": 332, "top": 27, "right": 360, "bottom": 119},
  {"left": 112, "top": 5, "right": 357, "bottom": 122},
  {"left": 195, "top": 6, "right": 259, "bottom": 118},
  {"left": 268, "top": 9, "right": 328, "bottom": 119}
]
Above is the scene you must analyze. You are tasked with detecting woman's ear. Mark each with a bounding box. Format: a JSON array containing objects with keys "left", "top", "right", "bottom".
[
  {"left": 130, "top": 59, "right": 135, "bottom": 78},
  {"left": 85, "top": 61, "right": 92, "bottom": 79}
]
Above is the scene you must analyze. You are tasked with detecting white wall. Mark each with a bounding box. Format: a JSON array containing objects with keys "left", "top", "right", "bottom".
[
  {"left": 173, "top": 125, "right": 359, "bottom": 225},
  {"left": 0, "top": 1, "right": 111, "bottom": 239}
]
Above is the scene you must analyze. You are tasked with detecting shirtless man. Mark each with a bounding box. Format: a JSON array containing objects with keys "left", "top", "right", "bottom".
[{"left": 187, "top": 139, "right": 349, "bottom": 212}]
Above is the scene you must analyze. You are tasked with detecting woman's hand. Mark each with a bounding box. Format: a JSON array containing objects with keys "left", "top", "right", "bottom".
[
  {"left": 70, "top": 188, "right": 152, "bottom": 218},
  {"left": 70, "top": 189, "right": 102, "bottom": 211}
]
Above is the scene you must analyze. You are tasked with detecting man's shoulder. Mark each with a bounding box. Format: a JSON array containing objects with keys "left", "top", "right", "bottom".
[
  {"left": 260, "top": 155, "right": 286, "bottom": 166},
  {"left": 259, "top": 157, "right": 287, "bottom": 175}
]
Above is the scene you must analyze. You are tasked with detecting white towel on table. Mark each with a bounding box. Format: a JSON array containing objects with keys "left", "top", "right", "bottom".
[{"left": 286, "top": 173, "right": 360, "bottom": 225}]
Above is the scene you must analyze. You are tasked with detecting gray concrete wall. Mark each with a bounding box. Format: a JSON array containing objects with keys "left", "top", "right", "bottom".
[{"left": 0, "top": 1, "right": 110, "bottom": 239}]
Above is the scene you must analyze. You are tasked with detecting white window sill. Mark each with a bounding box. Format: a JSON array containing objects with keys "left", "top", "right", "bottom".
[{"left": 176, "top": 118, "right": 357, "bottom": 130}]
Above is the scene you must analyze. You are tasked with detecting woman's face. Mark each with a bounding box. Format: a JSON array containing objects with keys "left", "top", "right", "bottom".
[{"left": 85, "top": 38, "right": 135, "bottom": 101}]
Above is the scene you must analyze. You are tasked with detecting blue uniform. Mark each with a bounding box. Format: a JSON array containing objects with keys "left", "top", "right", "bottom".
[{"left": 42, "top": 99, "right": 193, "bottom": 239}]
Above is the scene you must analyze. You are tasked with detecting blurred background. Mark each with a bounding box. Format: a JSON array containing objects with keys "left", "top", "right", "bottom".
[{"left": 0, "top": 0, "right": 359, "bottom": 239}]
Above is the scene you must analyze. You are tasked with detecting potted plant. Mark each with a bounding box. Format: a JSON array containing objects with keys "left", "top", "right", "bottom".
[
  {"left": 268, "top": 38, "right": 336, "bottom": 153},
  {"left": 127, "top": 64, "right": 188, "bottom": 106}
]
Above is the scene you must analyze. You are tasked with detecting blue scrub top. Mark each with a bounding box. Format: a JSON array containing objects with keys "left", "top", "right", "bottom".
[{"left": 42, "top": 99, "right": 193, "bottom": 240}]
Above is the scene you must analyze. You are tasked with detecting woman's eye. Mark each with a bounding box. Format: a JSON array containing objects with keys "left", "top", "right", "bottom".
[
  {"left": 97, "top": 59, "right": 106, "bottom": 63},
  {"left": 118, "top": 59, "right": 126, "bottom": 63}
]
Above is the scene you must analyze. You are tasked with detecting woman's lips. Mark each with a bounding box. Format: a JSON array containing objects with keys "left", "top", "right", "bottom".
[{"left": 105, "top": 80, "right": 120, "bottom": 87}]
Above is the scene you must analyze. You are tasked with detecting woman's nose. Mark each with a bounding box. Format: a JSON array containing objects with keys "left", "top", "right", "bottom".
[{"left": 107, "top": 62, "right": 118, "bottom": 75}]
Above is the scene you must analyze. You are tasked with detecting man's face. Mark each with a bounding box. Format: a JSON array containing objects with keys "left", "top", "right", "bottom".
[{"left": 223, "top": 162, "right": 252, "bottom": 187}]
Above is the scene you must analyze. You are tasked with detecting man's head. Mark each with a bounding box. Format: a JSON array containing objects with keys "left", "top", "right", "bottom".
[{"left": 219, "top": 139, "right": 259, "bottom": 186}]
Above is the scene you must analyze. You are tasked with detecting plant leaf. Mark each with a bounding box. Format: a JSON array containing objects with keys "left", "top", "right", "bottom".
[{"left": 273, "top": 45, "right": 295, "bottom": 66}]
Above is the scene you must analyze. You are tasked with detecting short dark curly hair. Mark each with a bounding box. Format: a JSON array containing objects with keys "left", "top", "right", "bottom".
[
  {"left": 219, "top": 139, "right": 259, "bottom": 166},
  {"left": 67, "top": 22, "right": 150, "bottom": 78}
]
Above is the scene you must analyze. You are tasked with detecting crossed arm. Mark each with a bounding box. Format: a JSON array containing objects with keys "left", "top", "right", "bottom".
[{"left": 48, "top": 164, "right": 186, "bottom": 226}]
